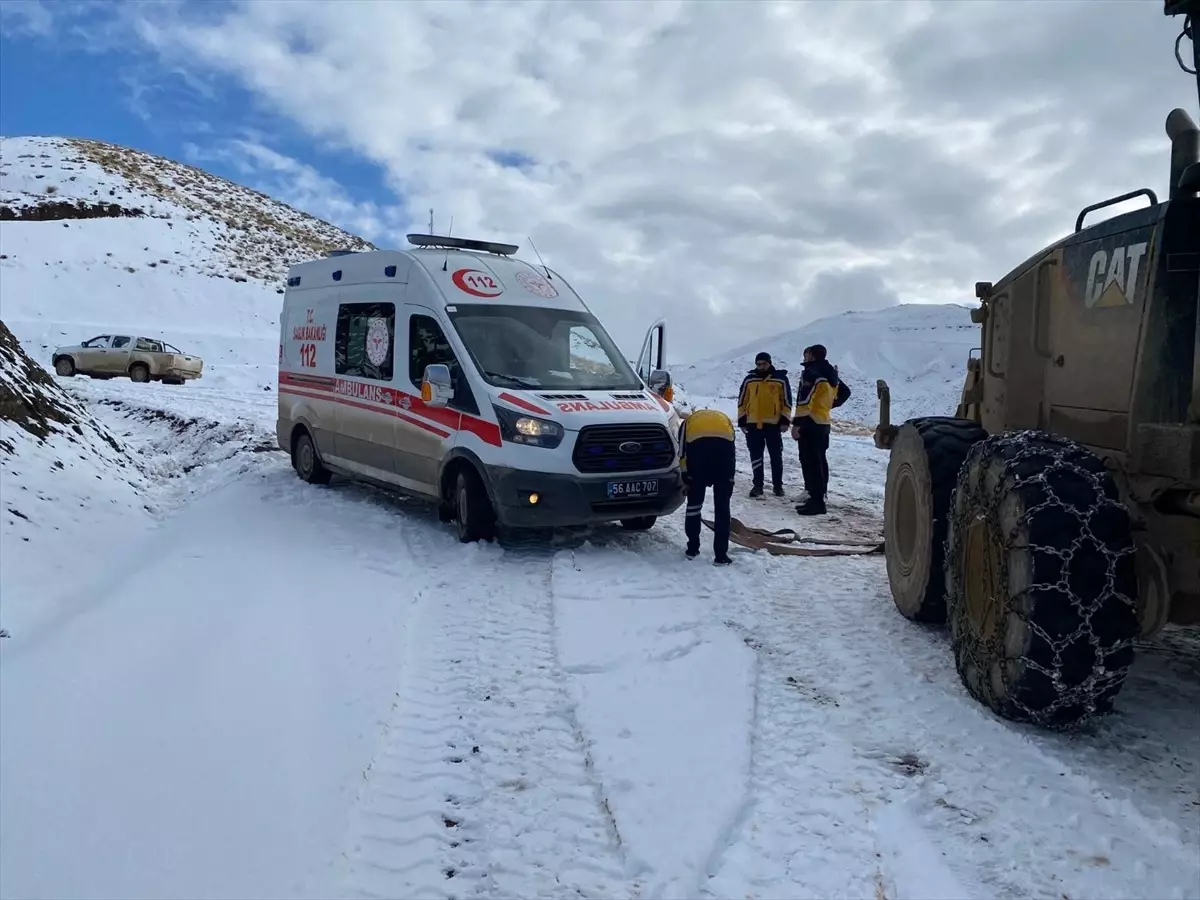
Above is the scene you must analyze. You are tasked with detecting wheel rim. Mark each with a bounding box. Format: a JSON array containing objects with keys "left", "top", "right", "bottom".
[
  {"left": 963, "top": 514, "right": 1003, "bottom": 642},
  {"left": 133, "top": 367, "right": 147, "bottom": 382},
  {"left": 894, "top": 466, "right": 918, "bottom": 576},
  {"left": 297, "top": 438, "right": 314, "bottom": 477},
  {"left": 457, "top": 480, "right": 470, "bottom": 539}
]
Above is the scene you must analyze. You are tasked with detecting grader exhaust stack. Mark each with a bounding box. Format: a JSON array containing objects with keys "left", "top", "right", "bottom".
[{"left": 1167, "top": 107, "right": 1200, "bottom": 200}]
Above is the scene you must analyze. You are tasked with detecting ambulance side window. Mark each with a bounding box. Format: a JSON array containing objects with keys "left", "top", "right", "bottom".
[
  {"left": 409, "top": 314, "right": 478, "bottom": 415},
  {"left": 336, "top": 302, "right": 395, "bottom": 382}
]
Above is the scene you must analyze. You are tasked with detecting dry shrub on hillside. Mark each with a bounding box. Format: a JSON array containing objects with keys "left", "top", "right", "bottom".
[{"left": 66, "top": 139, "right": 377, "bottom": 282}]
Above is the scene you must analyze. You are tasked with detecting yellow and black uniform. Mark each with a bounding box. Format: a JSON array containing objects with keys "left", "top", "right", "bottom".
[
  {"left": 736, "top": 354, "right": 793, "bottom": 496},
  {"left": 793, "top": 358, "right": 836, "bottom": 426},
  {"left": 737, "top": 368, "right": 793, "bottom": 428},
  {"left": 794, "top": 356, "right": 838, "bottom": 514},
  {"left": 678, "top": 408, "right": 736, "bottom": 564}
]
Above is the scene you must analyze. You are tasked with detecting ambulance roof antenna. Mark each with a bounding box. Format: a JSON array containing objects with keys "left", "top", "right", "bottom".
[
  {"left": 528, "top": 235, "right": 553, "bottom": 280},
  {"left": 428, "top": 208, "right": 434, "bottom": 234},
  {"left": 442, "top": 216, "right": 454, "bottom": 271}
]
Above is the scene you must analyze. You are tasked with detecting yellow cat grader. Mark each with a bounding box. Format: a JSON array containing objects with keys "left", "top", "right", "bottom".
[{"left": 874, "top": 0, "right": 1200, "bottom": 729}]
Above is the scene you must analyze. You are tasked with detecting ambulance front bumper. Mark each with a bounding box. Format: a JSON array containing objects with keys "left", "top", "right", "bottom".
[{"left": 484, "top": 464, "right": 686, "bottom": 528}]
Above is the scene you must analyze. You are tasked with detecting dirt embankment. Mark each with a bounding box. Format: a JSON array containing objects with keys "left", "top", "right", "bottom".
[
  {"left": 0, "top": 320, "right": 121, "bottom": 455},
  {"left": 0, "top": 200, "right": 146, "bottom": 222}
]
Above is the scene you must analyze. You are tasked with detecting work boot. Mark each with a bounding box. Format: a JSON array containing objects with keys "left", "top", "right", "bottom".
[
  {"left": 685, "top": 547, "right": 700, "bottom": 560},
  {"left": 795, "top": 498, "right": 827, "bottom": 516},
  {"left": 749, "top": 485, "right": 763, "bottom": 498},
  {"left": 773, "top": 485, "right": 785, "bottom": 497},
  {"left": 714, "top": 555, "right": 733, "bottom": 566}
]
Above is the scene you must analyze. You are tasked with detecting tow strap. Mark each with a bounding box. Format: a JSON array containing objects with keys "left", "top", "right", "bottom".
[{"left": 702, "top": 517, "right": 884, "bottom": 557}]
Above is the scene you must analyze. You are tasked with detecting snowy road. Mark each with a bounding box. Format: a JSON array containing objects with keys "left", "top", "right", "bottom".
[{"left": 1, "top": 379, "right": 1198, "bottom": 900}]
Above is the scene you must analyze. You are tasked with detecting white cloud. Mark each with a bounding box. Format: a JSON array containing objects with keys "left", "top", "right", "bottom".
[
  {"left": 183, "top": 138, "right": 407, "bottom": 243},
  {"left": 18, "top": 0, "right": 1200, "bottom": 361},
  {"left": 0, "top": 0, "right": 54, "bottom": 37}
]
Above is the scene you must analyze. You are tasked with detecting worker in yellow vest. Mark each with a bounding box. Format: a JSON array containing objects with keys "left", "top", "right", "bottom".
[
  {"left": 736, "top": 351, "right": 792, "bottom": 498},
  {"left": 678, "top": 407, "right": 736, "bottom": 565},
  {"left": 791, "top": 343, "right": 838, "bottom": 516}
]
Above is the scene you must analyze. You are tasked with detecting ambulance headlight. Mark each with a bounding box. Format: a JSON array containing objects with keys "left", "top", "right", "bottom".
[{"left": 493, "top": 404, "right": 564, "bottom": 449}]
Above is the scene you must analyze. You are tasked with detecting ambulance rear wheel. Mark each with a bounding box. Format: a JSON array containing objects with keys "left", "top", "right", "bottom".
[
  {"left": 292, "top": 430, "right": 332, "bottom": 485},
  {"left": 619, "top": 516, "right": 657, "bottom": 531},
  {"left": 455, "top": 468, "right": 496, "bottom": 543}
]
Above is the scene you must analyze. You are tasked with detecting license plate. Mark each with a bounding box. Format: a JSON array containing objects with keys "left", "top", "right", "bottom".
[{"left": 606, "top": 479, "right": 659, "bottom": 500}]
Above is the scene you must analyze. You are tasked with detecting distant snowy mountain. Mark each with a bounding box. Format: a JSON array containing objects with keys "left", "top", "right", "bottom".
[
  {"left": 0, "top": 136, "right": 373, "bottom": 386},
  {"left": 674, "top": 303, "right": 979, "bottom": 425}
]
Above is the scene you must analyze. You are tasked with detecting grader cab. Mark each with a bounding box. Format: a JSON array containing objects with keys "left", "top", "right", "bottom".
[{"left": 874, "top": 1, "right": 1200, "bottom": 729}]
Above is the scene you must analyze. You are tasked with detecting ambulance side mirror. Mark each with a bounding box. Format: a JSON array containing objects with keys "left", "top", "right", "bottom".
[
  {"left": 648, "top": 368, "right": 673, "bottom": 401},
  {"left": 421, "top": 363, "right": 454, "bottom": 408}
]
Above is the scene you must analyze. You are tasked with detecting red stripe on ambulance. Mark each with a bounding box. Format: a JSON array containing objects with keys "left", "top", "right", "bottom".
[
  {"left": 497, "top": 391, "right": 550, "bottom": 415},
  {"left": 279, "top": 372, "right": 502, "bottom": 446},
  {"left": 280, "top": 386, "right": 452, "bottom": 439},
  {"left": 279, "top": 372, "right": 335, "bottom": 390}
]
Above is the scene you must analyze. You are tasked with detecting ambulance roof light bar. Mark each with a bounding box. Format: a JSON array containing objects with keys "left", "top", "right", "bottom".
[{"left": 406, "top": 233, "right": 519, "bottom": 256}]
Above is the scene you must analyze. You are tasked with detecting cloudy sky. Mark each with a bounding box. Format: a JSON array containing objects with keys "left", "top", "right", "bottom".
[{"left": 1, "top": 0, "right": 1195, "bottom": 361}]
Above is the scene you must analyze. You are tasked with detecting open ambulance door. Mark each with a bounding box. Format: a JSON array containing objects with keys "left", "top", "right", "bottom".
[
  {"left": 635, "top": 319, "right": 669, "bottom": 396},
  {"left": 636, "top": 319, "right": 681, "bottom": 439}
]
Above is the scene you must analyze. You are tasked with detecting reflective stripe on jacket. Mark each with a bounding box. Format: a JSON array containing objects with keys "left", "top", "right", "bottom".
[{"left": 736, "top": 368, "right": 793, "bottom": 428}]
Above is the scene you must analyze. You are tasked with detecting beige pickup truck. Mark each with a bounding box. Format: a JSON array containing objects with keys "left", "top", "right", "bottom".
[{"left": 52, "top": 334, "right": 204, "bottom": 385}]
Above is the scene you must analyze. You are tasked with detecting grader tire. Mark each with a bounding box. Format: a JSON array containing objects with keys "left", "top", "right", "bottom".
[
  {"left": 944, "top": 431, "right": 1139, "bottom": 728},
  {"left": 884, "top": 417, "right": 987, "bottom": 623}
]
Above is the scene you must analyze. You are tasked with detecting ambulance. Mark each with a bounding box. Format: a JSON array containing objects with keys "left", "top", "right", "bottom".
[{"left": 276, "top": 234, "right": 684, "bottom": 542}]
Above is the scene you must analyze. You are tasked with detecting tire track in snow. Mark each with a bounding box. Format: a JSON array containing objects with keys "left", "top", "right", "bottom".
[
  {"left": 544, "top": 532, "right": 892, "bottom": 899},
  {"left": 712, "top": 552, "right": 1197, "bottom": 900},
  {"left": 703, "top": 551, "right": 989, "bottom": 899},
  {"left": 336, "top": 520, "right": 633, "bottom": 900},
  {"left": 815, "top": 558, "right": 1200, "bottom": 900},
  {"left": 701, "top": 573, "right": 892, "bottom": 900},
  {"left": 550, "top": 544, "right": 759, "bottom": 899}
]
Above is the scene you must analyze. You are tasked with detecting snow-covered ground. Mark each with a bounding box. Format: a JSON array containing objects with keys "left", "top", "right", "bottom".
[
  {"left": 2, "top": 136, "right": 1198, "bottom": 900},
  {"left": 4, "top": 372, "right": 1198, "bottom": 900}
]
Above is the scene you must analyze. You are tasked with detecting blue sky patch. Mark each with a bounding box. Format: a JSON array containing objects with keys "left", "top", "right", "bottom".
[
  {"left": 488, "top": 149, "right": 536, "bottom": 172},
  {"left": 0, "top": 15, "right": 406, "bottom": 244}
]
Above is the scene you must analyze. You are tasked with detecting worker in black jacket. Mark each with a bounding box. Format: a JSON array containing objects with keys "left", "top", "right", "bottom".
[
  {"left": 678, "top": 408, "right": 736, "bottom": 565},
  {"left": 791, "top": 344, "right": 838, "bottom": 516},
  {"left": 736, "top": 352, "right": 792, "bottom": 498}
]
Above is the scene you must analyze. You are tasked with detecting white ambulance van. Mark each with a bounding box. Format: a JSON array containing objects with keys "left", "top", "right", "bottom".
[{"left": 277, "top": 234, "right": 684, "bottom": 542}]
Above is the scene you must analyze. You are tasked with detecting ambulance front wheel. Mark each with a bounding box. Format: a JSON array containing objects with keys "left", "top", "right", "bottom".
[
  {"left": 455, "top": 467, "right": 497, "bottom": 543},
  {"left": 619, "top": 516, "right": 657, "bottom": 531}
]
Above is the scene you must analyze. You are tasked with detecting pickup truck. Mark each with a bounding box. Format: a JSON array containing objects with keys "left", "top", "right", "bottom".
[{"left": 52, "top": 334, "right": 204, "bottom": 385}]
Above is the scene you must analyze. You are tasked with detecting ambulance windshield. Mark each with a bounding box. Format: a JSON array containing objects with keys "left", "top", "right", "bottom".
[{"left": 447, "top": 304, "right": 642, "bottom": 391}]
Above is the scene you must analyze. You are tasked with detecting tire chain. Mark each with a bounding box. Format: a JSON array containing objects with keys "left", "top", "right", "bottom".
[{"left": 946, "top": 430, "right": 1138, "bottom": 729}]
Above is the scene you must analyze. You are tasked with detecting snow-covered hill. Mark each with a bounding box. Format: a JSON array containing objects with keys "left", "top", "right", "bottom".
[
  {"left": 0, "top": 136, "right": 374, "bottom": 388},
  {"left": 675, "top": 303, "right": 979, "bottom": 425}
]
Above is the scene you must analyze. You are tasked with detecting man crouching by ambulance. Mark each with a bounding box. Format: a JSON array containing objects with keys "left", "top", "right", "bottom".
[{"left": 679, "top": 408, "right": 736, "bottom": 565}]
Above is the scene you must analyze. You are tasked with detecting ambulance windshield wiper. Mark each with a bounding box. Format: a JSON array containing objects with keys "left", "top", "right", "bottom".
[{"left": 483, "top": 370, "right": 540, "bottom": 389}]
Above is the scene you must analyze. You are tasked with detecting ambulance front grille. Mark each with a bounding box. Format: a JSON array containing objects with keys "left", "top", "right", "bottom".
[{"left": 572, "top": 424, "right": 675, "bottom": 474}]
